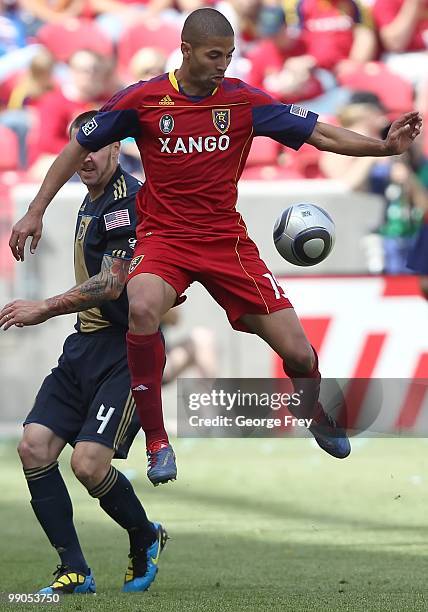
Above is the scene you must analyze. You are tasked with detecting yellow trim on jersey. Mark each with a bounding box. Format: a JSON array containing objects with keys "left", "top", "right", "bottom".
[
  {"left": 143, "top": 102, "right": 248, "bottom": 109},
  {"left": 74, "top": 215, "right": 112, "bottom": 333},
  {"left": 168, "top": 70, "right": 179, "bottom": 91},
  {"left": 112, "top": 174, "right": 127, "bottom": 200},
  {"left": 168, "top": 70, "right": 218, "bottom": 96}
]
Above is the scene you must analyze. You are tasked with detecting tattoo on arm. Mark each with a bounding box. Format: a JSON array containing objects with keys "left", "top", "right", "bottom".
[{"left": 45, "top": 255, "right": 130, "bottom": 317}]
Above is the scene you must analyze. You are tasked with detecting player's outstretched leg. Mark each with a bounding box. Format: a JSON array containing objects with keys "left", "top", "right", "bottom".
[
  {"left": 127, "top": 273, "right": 178, "bottom": 485},
  {"left": 283, "top": 348, "right": 351, "bottom": 459},
  {"left": 242, "top": 309, "right": 351, "bottom": 459},
  {"left": 72, "top": 442, "right": 168, "bottom": 592},
  {"left": 18, "top": 425, "right": 96, "bottom": 594}
]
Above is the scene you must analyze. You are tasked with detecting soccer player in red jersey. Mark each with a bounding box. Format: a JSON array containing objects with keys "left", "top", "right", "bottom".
[{"left": 10, "top": 8, "right": 422, "bottom": 463}]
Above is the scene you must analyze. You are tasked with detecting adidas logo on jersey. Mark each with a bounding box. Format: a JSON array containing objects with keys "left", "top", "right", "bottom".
[
  {"left": 132, "top": 384, "right": 148, "bottom": 391},
  {"left": 112, "top": 249, "right": 127, "bottom": 258},
  {"left": 159, "top": 95, "right": 174, "bottom": 106}
]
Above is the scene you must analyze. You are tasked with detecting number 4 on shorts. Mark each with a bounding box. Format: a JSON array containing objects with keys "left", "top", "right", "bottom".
[{"left": 96, "top": 404, "right": 115, "bottom": 434}]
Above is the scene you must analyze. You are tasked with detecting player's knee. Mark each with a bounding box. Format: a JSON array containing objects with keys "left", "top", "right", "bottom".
[
  {"left": 17, "top": 436, "right": 52, "bottom": 468},
  {"left": 70, "top": 450, "right": 109, "bottom": 489},
  {"left": 285, "top": 343, "right": 315, "bottom": 374},
  {"left": 128, "top": 296, "right": 161, "bottom": 333}
]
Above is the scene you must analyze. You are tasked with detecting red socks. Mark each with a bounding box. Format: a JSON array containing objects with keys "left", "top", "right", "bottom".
[
  {"left": 126, "top": 331, "right": 169, "bottom": 450},
  {"left": 283, "top": 346, "right": 324, "bottom": 422}
]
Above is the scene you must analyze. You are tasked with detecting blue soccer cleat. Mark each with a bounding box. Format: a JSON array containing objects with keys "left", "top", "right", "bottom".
[
  {"left": 122, "top": 522, "right": 168, "bottom": 593},
  {"left": 309, "top": 411, "right": 351, "bottom": 459},
  {"left": 147, "top": 442, "right": 177, "bottom": 486},
  {"left": 38, "top": 565, "right": 96, "bottom": 594}
]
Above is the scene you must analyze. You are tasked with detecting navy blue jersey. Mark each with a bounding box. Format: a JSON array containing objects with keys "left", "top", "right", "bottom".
[{"left": 74, "top": 166, "right": 141, "bottom": 332}]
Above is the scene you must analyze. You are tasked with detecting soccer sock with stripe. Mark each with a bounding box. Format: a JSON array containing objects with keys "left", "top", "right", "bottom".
[
  {"left": 126, "top": 330, "right": 169, "bottom": 449},
  {"left": 283, "top": 345, "right": 324, "bottom": 422},
  {"left": 89, "top": 465, "right": 156, "bottom": 552},
  {"left": 24, "top": 462, "right": 89, "bottom": 574}
]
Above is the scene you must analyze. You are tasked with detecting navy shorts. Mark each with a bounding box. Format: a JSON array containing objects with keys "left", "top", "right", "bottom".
[
  {"left": 407, "top": 224, "right": 428, "bottom": 274},
  {"left": 24, "top": 328, "right": 140, "bottom": 459}
]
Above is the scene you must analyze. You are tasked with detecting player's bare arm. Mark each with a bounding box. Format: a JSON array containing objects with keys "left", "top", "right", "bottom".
[
  {"left": 308, "top": 111, "right": 422, "bottom": 157},
  {"left": 0, "top": 255, "right": 129, "bottom": 330},
  {"left": 9, "top": 137, "right": 90, "bottom": 262}
]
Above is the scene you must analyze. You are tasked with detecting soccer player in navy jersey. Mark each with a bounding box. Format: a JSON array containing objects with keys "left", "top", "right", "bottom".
[
  {"left": 1, "top": 111, "right": 168, "bottom": 594},
  {"left": 10, "top": 9, "right": 422, "bottom": 460}
]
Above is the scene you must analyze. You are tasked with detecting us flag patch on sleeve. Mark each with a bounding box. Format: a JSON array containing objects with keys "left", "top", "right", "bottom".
[
  {"left": 104, "top": 209, "right": 130, "bottom": 230},
  {"left": 290, "top": 104, "right": 308, "bottom": 118}
]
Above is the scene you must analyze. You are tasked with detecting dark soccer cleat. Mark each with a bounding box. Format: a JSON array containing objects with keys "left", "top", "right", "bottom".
[
  {"left": 309, "top": 411, "right": 351, "bottom": 459},
  {"left": 122, "top": 522, "right": 169, "bottom": 593},
  {"left": 147, "top": 442, "right": 177, "bottom": 486},
  {"left": 38, "top": 565, "right": 96, "bottom": 594}
]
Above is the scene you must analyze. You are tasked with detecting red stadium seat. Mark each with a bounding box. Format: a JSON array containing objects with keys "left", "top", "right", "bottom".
[
  {"left": 0, "top": 125, "right": 19, "bottom": 171},
  {"left": 118, "top": 20, "right": 181, "bottom": 73},
  {"left": 337, "top": 62, "right": 414, "bottom": 118},
  {"left": 36, "top": 20, "right": 114, "bottom": 62}
]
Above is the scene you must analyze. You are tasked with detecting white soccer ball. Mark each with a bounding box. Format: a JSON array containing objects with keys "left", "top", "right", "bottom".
[{"left": 273, "top": 203, "right": 335, "bottom": 266}]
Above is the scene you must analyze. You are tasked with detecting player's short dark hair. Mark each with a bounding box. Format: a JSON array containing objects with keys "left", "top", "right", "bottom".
[
  {"left": 182, "top": 8, "right": 234, "bottom": 47},
  {"left": 68, "top": 109, "right": 99, "bottom": 138}
]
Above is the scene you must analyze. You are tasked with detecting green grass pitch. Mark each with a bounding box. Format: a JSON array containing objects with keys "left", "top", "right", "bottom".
[{"left": 1, "top": 436, "right": 428, "bottom": 611}]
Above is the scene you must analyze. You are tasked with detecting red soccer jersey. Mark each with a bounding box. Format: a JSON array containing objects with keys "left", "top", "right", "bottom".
[
  {"left": 76, "top": 72, "right": 317, "bottom": 239},
  {"left": 296, "top": 0, "right": 369, "bottom": 70},
  {"left": 373, "top": 0, "right": 428, "bottom": 52}
]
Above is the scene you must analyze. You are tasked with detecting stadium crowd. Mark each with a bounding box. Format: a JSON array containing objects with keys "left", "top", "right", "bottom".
[{"left": 0, "top": 0, "right": 428, "bottom": 273}]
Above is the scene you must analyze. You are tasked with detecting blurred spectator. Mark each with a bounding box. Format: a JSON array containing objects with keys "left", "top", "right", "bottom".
[
  {"left": 161, "top": 309, "right": 218, "bottom": 384},
  {"left": 128, "top": 47, "right": 167, "bottom": 82},
  {"left": 246, "top": 6, "right": 324, "bottom": 104},
  {"left": 6, "top": 45, "right": 56, "bottom": 109},
  {"left": 95, "top": 0, "right": 181, "bottom": 43},
  {"left": 0, "top": 0, "right": 41, "bottom": 82},
  {"left": 119, "top": 47, "right": 167, "bottom": 176},
  {"left": 216, "top": 0, "right": 261, "bottom": 77},
  {"left": 373, "top": 0, "right": 428, "bottom": 53},
  {"left": 372, "top": 0, "right": 428, "bottom": 85},
  {"left": 18, "top": 0, "right": 85, "bottom": 37},
  {"left": 0, "top": 46, "right": 55, "bottom": 167},
  {"left": 295, "top": 0, "right": 377, "bottom": 76},
  {"left": 320, "top": 92, "right": 427, "bottom": 274},
  {"left": 0, "top": 0, "right": 26, "bottom": 55},
  {"left": 28, "top": 49, "right": 112, "bottom": 171}
]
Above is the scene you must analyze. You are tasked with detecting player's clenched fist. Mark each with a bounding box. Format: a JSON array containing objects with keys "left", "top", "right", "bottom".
[
  {"left": 0, "top": 299, "right": 49, "bottom": 330},
  {"left": 9, "top": 209, "right": 44, "bottom": 262}
]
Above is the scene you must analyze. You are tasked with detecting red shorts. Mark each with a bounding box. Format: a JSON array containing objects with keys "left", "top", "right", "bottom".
[{"left": 128, "top": 234, "right": 293, "bottom": 332}]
